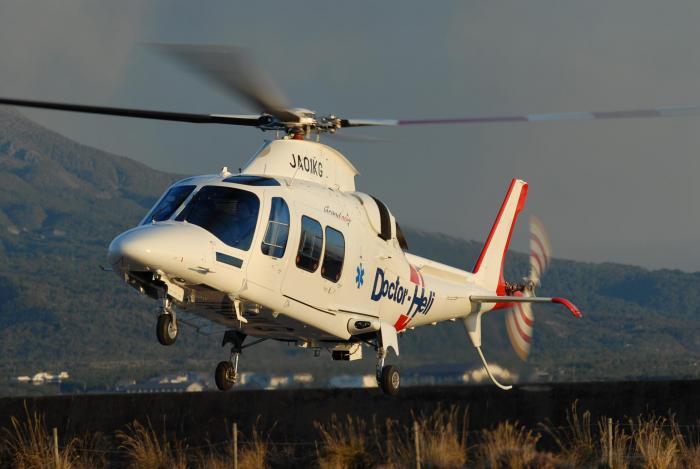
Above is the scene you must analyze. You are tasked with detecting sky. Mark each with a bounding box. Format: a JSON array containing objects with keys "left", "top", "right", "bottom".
[{"left": 1, "top": 0, "right": 700, "bottom": 271}]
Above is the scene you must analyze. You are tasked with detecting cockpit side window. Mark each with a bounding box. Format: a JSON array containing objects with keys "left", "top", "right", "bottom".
[
  {"left": 143, "top": 185, "right": 196, "bottom": 224},
  {"left": 176, "top": 186, "right": 260, "bottom": 251},
  {"left": 321, "top": 227, "right": 345, "bottom": 282},
  {"left": 296, "top": 216, "right": 323, "bottom": 272},
  {"left": 261, "top": 197, "right": 290, "bottom": 258}
]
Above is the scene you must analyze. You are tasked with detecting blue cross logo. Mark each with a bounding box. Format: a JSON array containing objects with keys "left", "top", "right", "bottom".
[{"left": 355, "top": 264, "right": 365, "bottom": 288}]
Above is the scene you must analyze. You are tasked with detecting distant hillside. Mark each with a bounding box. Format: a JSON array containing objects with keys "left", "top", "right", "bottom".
[
  {"left": 402, "top": 229, "right": 700, "bottom": 382},
  {"left": 0, "top": 107, "right": 698, "bottom": 396}
]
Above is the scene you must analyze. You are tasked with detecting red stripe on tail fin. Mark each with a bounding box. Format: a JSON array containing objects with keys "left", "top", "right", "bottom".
[{"left": 473, "top": 179, "right": 529, "bottom": 293}]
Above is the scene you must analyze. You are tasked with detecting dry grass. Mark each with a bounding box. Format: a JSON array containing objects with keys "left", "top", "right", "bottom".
[
  {"left": 598, "top": 416, "right": 631, "bottom": 469},
  {"left": 193, "top": 420, "right": 273, "bottom": 469},
  {"left": 680, "top": 445, "right": 700, "bottom": 469},
  {"left": 315, "top": 415, "right": 372, "bottom": 469},
  {"left": 71, "top": 431, "right": 110, "bottom": 469},
  {"left": 314, "top": 408, "right": 469, "bottom": 469},
  {"left": 677, "top": 424, "right": 700, "bottom": 469},
  {"left": 543, "top": 401, "right": 599, "bottom": 467},
  {"left": 477, "top": 421, "right": 540, "bottom": 469},
  {"left": 237, "top": 423, "right": 270, "bottom": 469},
  {"left": 372, "top": 417, "right": 413, "bottom": 469},
  {"left": 116, "top": 419, "right": 187, "bottom": 469},
  {"left": 8, "top": 403, "right": 700, "bottom": 468},
  {"left": 413, "top": 406, "right": 469, "bottom": 469},
  {"left": 629, "top": 415, "right": 682, "bottom": 469},
  {"left": 0, "top": 403, "right": 89, "bottom": 469}
]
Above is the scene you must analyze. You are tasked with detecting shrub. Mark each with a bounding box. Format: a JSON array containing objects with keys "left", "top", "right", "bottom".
[
  {"left": 597, "top": 416, "right": 631, "bottom": 469},
  {"left": 414, "top": 406, "right": 468, "bottom": 469},
  {"left": 116, "top": 419, "right": 187, "bottom": 469},
  {"left": 544, "top": 401, "right": 597, "bottom": 466},
  {"left": 477, "top": 421, "right": 540, "bottom": 469},
  {"left": 1, "top": 403, "right": 81, "bottom": 469},
  {"left": 630, "top": 415, "right": 681, "bottom": 469},
  {"left": 315, "top": 415, "right": 372, "bottom": 469}
]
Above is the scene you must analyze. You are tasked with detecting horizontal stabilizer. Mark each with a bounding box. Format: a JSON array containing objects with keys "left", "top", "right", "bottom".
[{"left": 470, "top": 295, "right": 582, "bottom": 318}]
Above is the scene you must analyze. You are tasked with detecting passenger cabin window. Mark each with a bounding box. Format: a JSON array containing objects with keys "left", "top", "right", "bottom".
[
  {"left": 261, "top": 198, "right": 290, "bottom": 258},
  {"left": 176, "top": 186, "right": 260, "bottom": 251},
  {"left": 296, "top": 216, "right": 323, "bottom": 272},
  {"left": 143, "top": 185, "right": 195, "bottom": 223},
  {"left": 322, "top": 227, "right": 345, "bottom": 282}
]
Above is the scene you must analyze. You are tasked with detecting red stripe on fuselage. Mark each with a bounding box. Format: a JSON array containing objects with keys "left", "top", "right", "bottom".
[
  {"left": 394, "top": 314, "right": 410, "bottom": 332},
  {"left": 409, "top": 264, "right": 424, "bottom": 287}
]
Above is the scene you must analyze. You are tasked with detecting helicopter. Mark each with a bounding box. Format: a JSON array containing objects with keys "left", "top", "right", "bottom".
[{"left": 4, "top": 45, "right": 696, "bottom": 395}]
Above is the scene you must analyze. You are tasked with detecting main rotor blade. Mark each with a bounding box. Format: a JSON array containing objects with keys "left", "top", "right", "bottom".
[
  {"left": 0, "top": 97, "right": 261, "bottom": 126},
  {"left": 341, "top": 104, "right": 700, "bottom": 128},
  {"left": 152, "top": 43, "right": 298, "bottom": 122},
  {"left": 326, "top": 131, "right": 389, "bottom": 143}
]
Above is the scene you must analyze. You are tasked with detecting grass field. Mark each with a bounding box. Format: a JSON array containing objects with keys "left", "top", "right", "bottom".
[{"left": 2, "top": 402, "right": 700, "bottom": 468}]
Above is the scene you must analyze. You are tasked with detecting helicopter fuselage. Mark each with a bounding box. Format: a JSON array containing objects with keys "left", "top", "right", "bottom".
[{"left": 107, "top": 139, "right": 493, "bottom": 348}]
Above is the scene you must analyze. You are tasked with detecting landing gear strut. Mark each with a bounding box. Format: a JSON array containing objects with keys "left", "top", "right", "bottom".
[
  {"left": 156, "top": 297, "right": 177, "bottom": 346},
  {"left": 214, "top": 331, "right": 268, "bottom": 391},
  {"left": 376, "top": 345, "right": 400, "bottom": 396},
  {"left": 216, "top": 331, "right": 245, "bottom": 391}
]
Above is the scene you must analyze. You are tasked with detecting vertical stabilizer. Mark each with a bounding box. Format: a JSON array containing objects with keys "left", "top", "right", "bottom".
[{"left": 473, "top": 179, "right": 528, "bottom": 293}]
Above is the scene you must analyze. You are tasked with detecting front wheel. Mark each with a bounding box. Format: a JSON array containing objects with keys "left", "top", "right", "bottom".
[
  {"left": 215, "top": 361, "right": 236, "bottom": 391},
  {"left": 156, "top": 314, "right": 177, "bottom": 346},
  {"left": 380, "top": 365, "right": 400, "bottom": 396}
]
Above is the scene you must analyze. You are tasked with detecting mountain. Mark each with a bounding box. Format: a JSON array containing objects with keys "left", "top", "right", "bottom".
[{"left": 0, "top": 107, "right": 699, "bottom": 396}]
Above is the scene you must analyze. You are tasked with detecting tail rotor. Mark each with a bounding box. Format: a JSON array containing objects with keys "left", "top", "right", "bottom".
[{"left": 505, "top": 215, "right": 552, "bottom": 361}]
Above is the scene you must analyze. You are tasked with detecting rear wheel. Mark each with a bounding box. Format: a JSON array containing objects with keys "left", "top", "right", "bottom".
[
  {"left": 215, "top": 361, "right": 236, "bottom": 391},
  {"left": 156, "top": 314, "right": 177, "bottom": 346},
  {"left": 380, "top": 365, "right": 400, "bottom": 396}
]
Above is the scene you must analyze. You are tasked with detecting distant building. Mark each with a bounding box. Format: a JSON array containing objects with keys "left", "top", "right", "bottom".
[
  {"left": 402, "top": 363, "right": 518, "bottom": 386},
  {"left": 114, "top": 372, "right": 208, "bottom": 394},
  {"left": 13, "top": 371, "right": 70, "bottom": 386},
  {"left": 237, "top": 372, "right": 316, "bottom": 390},
  {"left": 293, "top": 372, "right": 314, "bottom": 385},
  {"left": 328, "top": 374, "right": 377, "bottom": 388},
  {"left": 268, "top": 375, "right": 289, "bottom": 389}
]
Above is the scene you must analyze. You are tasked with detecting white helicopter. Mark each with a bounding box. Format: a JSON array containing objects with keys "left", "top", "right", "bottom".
[{"left": 4, "top": 45, "right": 697, "bottom": 395}]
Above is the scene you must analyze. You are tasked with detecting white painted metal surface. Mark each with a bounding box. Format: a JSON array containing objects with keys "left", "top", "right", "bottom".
[{"left": 104, "top": 139, "right": 578, "bottom": 390}]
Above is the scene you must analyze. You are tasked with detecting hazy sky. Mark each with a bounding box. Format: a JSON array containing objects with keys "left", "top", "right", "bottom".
[{"left": 1, "top": 0, "right": 700, "bottom": 271}]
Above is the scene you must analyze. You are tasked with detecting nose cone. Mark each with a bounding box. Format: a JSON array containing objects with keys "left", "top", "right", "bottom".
[
  {"left": 108, "top": 226, "right": 155, "bottom": 269},
  {"left": 108, "top": 223, "right": 213, "bottom": 274}
]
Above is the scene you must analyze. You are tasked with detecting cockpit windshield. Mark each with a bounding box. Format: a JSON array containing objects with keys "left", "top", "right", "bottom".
[
  {"left": 143, "top": 185, "right": 196, "bottom": 224},
  {"left": 176, "top": 186, "right": 260, "bottom": 251}
]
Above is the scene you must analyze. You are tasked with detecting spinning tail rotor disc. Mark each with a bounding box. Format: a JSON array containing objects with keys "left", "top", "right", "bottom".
[{"left": 505, "top": 216, "right": 553, "bottom": 362}]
